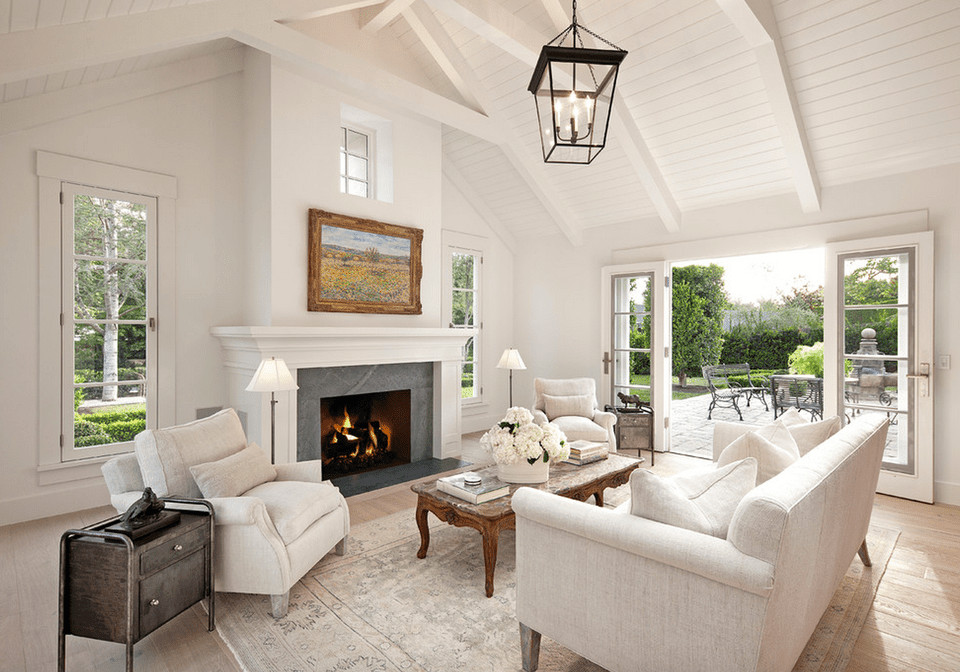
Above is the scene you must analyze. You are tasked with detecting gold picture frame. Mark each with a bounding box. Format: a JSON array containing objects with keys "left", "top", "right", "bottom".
[{"left": 308, "top": 209, "right": 423, "bottom": 314}]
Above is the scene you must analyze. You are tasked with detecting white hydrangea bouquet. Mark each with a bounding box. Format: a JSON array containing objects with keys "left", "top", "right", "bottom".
[{"left": 480, "top": 407, "right": 568, "bottom": 483}]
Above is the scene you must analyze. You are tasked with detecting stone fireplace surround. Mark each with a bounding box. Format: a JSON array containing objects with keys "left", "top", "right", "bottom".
[{"left": 210, "top": 327, "right": 473, "bottom": 467}]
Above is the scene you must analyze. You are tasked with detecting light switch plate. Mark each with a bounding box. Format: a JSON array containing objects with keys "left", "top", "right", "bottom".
[{"left": 938, "top": 355, "right": 951, "bottom": 370}]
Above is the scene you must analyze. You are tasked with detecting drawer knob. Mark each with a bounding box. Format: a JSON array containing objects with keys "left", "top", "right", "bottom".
[
  {"left": 173, "top": 544, "right": 183, "bottom": 552},
  {"left": 150, "top": 598, "right": 160, "bottom": 606}
]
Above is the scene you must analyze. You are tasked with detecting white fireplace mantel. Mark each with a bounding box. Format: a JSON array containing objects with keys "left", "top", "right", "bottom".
[{"left": 211, "top": 327, "right": 475, "bottom": 464}]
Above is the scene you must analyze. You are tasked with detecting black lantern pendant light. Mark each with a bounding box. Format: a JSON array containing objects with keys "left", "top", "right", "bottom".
[{"left": 528, "top": 0, "right": 627, "bottom": 164}]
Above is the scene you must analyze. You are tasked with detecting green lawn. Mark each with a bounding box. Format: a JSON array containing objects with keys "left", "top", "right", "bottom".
[{"left": 628, "top": 375, "right": 709, "bottom": 401}]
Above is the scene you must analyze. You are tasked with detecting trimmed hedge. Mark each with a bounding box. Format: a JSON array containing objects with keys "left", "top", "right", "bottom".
[
  {"left": 83, "top": 408, "right": 146, "bottom": 425},
  {"left": 99, "top": 419, "right": 146, "bottom": 443},
  {"left": 720, "top": 327, "right": 824, "bottom": 370}
]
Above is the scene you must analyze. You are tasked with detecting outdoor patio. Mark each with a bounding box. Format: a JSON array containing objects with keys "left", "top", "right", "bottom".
[{"left": 668, "top": 389, "right": 901, "bottom": 462}]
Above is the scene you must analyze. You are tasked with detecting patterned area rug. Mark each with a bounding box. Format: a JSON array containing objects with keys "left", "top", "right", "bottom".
[{"left": 214, "top": 507, "right": 897, "bottom": 672}]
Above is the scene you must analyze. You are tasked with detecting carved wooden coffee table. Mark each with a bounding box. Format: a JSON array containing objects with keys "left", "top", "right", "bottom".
[{"left": 412, "top": 454, "right": 643, "bottom": 597}]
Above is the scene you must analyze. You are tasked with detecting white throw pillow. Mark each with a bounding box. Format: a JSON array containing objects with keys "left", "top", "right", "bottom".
[
  {"left": 542, "top": 393, "right": 593, "bottom": 420},
  {"left": 629, "top": 457, "right": 758, "bottom": 538},
  {"left": 717, "top": 421, "right": 800, "bottom": 485},
  {"left": 788, "top": 416, "right": 842, "bottom": 456},
  {"left": 189, "top": 443, "right": 277, "bottom": 499}
]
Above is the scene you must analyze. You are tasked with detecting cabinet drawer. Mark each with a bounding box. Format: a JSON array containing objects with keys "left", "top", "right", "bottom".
[
  {"left": 620, "top": 427, "right": 652, "bottom": 449},
  {"left": 617, "top": 413, "right": 651, "bottom": 428},
  {"left": 141, "top": 524, "right": 206, "bottom": 576},
  {"left": 139, "top": 549, "right": 206, "bottom": 636}
]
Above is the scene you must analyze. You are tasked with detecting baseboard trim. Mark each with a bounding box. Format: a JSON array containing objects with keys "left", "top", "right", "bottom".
[
  {"left": 0, "top": 481, "right": 110, "bottom": 526},
  {"left": 934, "top": 479, "right": 960, "bottom": 507}
]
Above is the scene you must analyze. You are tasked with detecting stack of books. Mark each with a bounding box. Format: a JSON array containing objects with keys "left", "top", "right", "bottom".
[
  {"left": 437, "top": 472, "right": 510, "bottom": 504},
  {"left": 563, "top": 440, "right": 608, "bottom": 466}
]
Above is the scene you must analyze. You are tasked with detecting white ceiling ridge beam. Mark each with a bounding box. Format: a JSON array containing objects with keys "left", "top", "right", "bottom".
[
  {"left": 0, "top": 48, "right": 245, "bottom": 136},
  {"left": 537, "top": 0, "right": 681, "bottom": 233},
  {"left": 442, "top": 160, "right": 518, "bottom": 253},
  {"left": 273, "top": 0, "right": 383, "bottom": 23},
  {"left": 404, "top": 0, "right": 581, "bottom": 245},
  {"left": 359, "top": 0, "right": 415, "bottom": 33},
  {"left": 402, "top": 1, "right": 486, "bottom": 112},
  {"left": 716, "top": 0, "right": 821, "bottom": 212},
  {"left": 231, "top": 17, "right": 500, "bottom": 143}
]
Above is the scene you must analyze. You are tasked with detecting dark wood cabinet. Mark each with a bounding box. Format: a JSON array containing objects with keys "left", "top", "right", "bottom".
[
  {"left": 614, "top": 409, "right": 655, "bottom": 466},
  {"left": 58, "top": 498, "right": 215, "bottom": 672}
]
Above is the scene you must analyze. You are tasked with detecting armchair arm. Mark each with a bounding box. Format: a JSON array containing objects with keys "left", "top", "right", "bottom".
[
  {"left": 109, "top": 490, "right": 143, "bottom": 514},
  {"left": 532, "top": 409, "right": 549, "bottom": 426},
  {"left": 513, "top": 488, "right": 773, "bottom": 595},
  {"left": 274, "top": 460, "right": 323, "bottom": 483},
  {"left": 206, "top": 495, "right": 273, "bottom": 526},
  {"left": 591, "top": 409, "right": 617, "bottom": 430}
]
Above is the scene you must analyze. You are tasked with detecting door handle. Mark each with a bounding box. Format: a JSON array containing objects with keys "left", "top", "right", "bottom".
[
  {"left": 906, "top": 363, "right": 930, "bottom": 397},
  {"left": 602, "top": 352, "right": 612, "bottom": 375}
]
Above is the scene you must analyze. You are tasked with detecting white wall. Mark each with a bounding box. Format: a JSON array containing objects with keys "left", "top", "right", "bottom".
[
  {"left": 440, "top": 173, "right": 516, "bottom": 433},
  {"left": 513, "top": 164, "right": 960, "bottom": 505},
  {"left": 0, "top": 74, "right": 247, "bottom": 524}
]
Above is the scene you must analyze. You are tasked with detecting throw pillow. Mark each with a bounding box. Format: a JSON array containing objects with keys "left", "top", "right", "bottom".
[
  {"left": 788, "top": 415, "right": 842, "bottom": 456},
  {"left": 717, "top": 421, "right": 800, "bottom": 485},
  {"left": 542, "top": 393, "right": 593, "bottom": 420},
  {"left": 189, "top": 443, "right": 277, "bottom": 499},
  {"left": 629, "top": 457, "right": 758, "bottom": 538}
]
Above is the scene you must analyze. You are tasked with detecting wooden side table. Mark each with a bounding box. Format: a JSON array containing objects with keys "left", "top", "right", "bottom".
[
  {"left": 614, "top": 409, "right": 655, "bottom": 466},
  {"left": 58, "top": 498, "right": 215, "bottom": 672}
]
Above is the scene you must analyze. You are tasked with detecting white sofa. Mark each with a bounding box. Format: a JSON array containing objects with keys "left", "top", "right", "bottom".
[
  {"left": 513, "top": 414, "right": 888, "bottom": 672},
  {"left": 101, "top": 408, "right": 350, "bottom": 617},
  {"left": 531, "top": 377, "right": 618, "bottom": 450}
]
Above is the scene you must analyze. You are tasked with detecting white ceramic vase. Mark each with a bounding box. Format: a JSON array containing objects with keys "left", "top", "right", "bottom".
[{"left": 497, "top": 457, "right": 550, "bottom": 484}]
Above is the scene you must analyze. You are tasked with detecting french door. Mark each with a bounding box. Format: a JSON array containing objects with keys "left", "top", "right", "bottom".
[{"left": 825, "top": 232, "right": 934, "bottom": 502}]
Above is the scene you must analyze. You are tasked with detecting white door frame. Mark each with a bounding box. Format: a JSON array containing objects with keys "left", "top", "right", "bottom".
[
  {"left": 825, "top": 232, "right": 935, "bottom": 502},
  {"left": 600, "top": 262, "right": 671, "bottom": 454}
]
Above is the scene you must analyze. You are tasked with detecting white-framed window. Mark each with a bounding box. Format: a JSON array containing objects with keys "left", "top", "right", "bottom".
[
  {"left": 38, "top": 151, "right": 176, "bottom": 470},
  {"left": 340, "top": 125, "right": 374, "bottom": 198},
  {"left": 451, "top": 248, "right": 481, "bottom": 403}
]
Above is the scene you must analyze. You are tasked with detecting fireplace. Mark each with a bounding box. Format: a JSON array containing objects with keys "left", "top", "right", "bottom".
[{"left": 320, "top": 390, "right": 411, "bottom": 477}]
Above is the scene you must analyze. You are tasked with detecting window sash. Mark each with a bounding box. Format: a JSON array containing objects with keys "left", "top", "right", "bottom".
[
  {"left": 340, "top": 125, "right": 374, "bottom": 198},
  {"left": 451, "top": 249, "right": 481, "bottom": 402}
]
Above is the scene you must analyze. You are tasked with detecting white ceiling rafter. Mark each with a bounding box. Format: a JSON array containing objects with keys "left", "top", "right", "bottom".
[
  {"left": 716, "top": 0, "right": 821, "bottom": 213},
  {"left": 425, "top": 0, "right": 680, "bottom": 233},
  {"left": 274, "top": 0, "right": 382, "bottom": 23},
  {"left": 442, "top": 160, "right": 518, "bottom": 253},
  {"left": 359, "top": 0, "right": 415, "bottom": 33},
  {"left": 402, "top": 0, "right": 582, "bottom": 245}
]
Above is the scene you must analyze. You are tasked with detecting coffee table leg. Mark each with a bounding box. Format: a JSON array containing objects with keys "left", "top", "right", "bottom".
[
  {"left": 415, "top": 499, "right": 430, "bottom": 559},
  {"left": 594, "top": 489, "right": 604, "bottom": 507},
  {"left": 481, "top": 527, "right": 499, "bottom": 598}
]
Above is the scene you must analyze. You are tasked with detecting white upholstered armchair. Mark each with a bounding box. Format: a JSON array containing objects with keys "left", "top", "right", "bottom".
[
  {"left": 532, "top": 377, "right": 617, "bottom": 450},
  {"left": 101, "top": 408, "right": 350, "bottom": 618}
]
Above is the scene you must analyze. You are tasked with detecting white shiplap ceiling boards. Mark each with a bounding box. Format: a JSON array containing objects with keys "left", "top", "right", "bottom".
[{"left": 2, "top": 0, "right": 959, "bottom": 243}]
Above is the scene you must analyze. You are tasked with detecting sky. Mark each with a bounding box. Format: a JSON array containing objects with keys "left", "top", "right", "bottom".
[
  {"left": 676, "top": 248, "right": 825, "bottom": 305},
  {"left": 322, "top": 224, "right": 411, "bottom": 257}
]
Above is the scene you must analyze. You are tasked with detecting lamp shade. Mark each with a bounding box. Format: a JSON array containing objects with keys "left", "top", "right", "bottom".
[
  {"left": 246, "top": 357, "right": 299, "bottom": 392},
  {"left": 496, "top": 348, "right": 527, "bottom": 370}
]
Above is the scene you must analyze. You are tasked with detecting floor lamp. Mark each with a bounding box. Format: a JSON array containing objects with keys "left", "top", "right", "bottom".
[
  {"left": 246, "top": 357, "right": 299, "bottom": 464},
  {"left": 496, "top": 348, "right": 526, "bottom": 407}
]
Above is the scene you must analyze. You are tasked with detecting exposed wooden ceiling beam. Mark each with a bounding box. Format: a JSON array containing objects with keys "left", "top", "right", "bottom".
[
  {"left": 443, "top": 161, "right": 518, "bottom": 253},
  {"left": 404, "top": 0, "right": 582, "bottom": 245},
  {"left": 716, "top": 0, "right": 821, "bottom": 212},
  {"left": 273, "top": 0, "right": 382, "bottom": 23},
  {"left": 427, "top": 0, "right": 681, "bottom": 233},
  {"left": 359, "top": 0, "right": 415, "bottom": 32}
]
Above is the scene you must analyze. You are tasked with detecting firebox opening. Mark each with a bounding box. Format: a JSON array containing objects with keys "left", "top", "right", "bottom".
[{"left": 320, "top": 390, "right": 412, "bottom": 479}]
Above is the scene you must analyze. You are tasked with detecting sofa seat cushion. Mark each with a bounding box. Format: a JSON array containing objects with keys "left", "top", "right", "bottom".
[
  {"left": 550, "top": 415, "right": 608, "bottom": 442},
  {"left": 542, "top": 393, "right": 593, "bottom": 421},
  {"left": 189, "top": 443, "right": 277, "bottom": 499},
  {"left": 718, "top": 420, "right": 800, "bottom": 485},
  {"left": 629, "top": 457, "right": 758, "bottom": 538},
  {"left": 244, "top": 480, "right": 344, "bottom": 545},
  {"left": 136, "top": 408, "right": 248, "bottom": 498}
]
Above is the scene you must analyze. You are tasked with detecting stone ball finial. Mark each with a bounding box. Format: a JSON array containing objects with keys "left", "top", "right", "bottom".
[{"left": 861, "top": 328, "right": 877, "bottom": 339}]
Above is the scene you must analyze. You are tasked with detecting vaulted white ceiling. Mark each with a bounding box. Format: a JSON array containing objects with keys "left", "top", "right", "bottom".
[{"left": 2, "top": 0, "right": 959, "bottom": 244}]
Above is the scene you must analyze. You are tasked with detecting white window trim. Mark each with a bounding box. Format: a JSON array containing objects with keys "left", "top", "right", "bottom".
[
  {"left": 37, "top": 151, "right": 177, "bottom": 477},
  {"left": 340, "top": 123, "right": 375, "bottom": 200},
  {"left": 444, "top": 231, "right": 486, "bottom": 409}
]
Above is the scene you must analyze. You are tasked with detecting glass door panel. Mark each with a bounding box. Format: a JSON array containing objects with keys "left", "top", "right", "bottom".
[{"left": 611, "top": 273, "right": 653, "bottom": 402}]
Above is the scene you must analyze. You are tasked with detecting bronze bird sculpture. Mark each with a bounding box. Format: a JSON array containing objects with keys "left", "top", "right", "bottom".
[{"left": 121, "top": 487, "right": 165, "bottom": 527}]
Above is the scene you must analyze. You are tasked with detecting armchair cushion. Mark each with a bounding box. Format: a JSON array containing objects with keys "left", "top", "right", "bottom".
[
  {"left": 629, "top": 458, "right": 758, "bottom": 538},
  {"left": 542, "top": 393, "right": 593, "bottom": 420},
  {"left": 136, "top": 408, "right": 247, "bottom": 497},
  {"left": 244, "top": 480, "right": 344, "bottom": 544},
  {"left": 718, "top": 421, "right": 800, "bottom": 485},
  {"left": 549, "top": 415, "right": 610, "bottom": 443},
  {"left": 189, "top": 442, "right": 277, "bottom": 499}
]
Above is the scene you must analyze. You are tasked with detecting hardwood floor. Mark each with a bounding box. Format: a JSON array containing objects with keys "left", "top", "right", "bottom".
[{"left": 3, "top": 451, "right": 959, "bottom": 672}]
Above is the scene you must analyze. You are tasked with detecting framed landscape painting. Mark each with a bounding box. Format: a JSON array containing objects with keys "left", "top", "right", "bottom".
[{"left": 308, "top": 209, "right": 423, "bottom": 314}]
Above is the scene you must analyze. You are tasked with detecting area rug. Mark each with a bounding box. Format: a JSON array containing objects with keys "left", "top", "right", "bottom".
[{"left": 214, "top": 509, "right": 898, "bottom": 672}]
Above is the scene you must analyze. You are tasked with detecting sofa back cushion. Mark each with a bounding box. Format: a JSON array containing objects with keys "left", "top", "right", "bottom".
[{"left": 136, "top": 408, "right": 248, "bottom": 497}]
